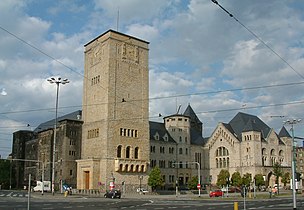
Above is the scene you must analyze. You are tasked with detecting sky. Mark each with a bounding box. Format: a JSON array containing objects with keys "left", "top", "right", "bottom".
[{"left": 1, "top": 0, "right": 304, "bottom": 158}]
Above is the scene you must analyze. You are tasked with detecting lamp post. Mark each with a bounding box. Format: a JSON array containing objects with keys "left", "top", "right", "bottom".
[
  {"left": 47, "top": 77, "right": 69, "bottom": 195},
  {"left": 138, "top": 175, "right": 143, "bottom": 194},
  {"left": 284, "top": 119, "right": 301, "bottom": 210}
]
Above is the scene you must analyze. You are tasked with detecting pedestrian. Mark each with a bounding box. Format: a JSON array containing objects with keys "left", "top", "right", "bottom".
[{"left": 268, "top": 186, "right": 272, "bottom": 198}]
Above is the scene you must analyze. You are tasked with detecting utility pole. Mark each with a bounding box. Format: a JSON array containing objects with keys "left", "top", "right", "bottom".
[{"left": 47, "top": 77, "right": 69, "bottom": 195}]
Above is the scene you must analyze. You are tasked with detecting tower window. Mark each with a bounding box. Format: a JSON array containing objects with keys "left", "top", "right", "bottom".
[
  {"left": 117, "top": 145, "right": 122, "bottom": 158},
  {"left": 134, "top": 147, "right": 139, "bottom": 159},
  {"left": 126, "top": 146, "right": 130, "bottom": 158}
]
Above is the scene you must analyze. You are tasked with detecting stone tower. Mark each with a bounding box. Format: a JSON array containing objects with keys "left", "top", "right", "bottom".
[{"left": 76, "top": 30, "right": 150, "bottom": 190}]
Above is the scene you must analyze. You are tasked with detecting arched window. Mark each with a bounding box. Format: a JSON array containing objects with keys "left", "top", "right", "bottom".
[
  {"left": 179, "top": 148, "right": 183, "bottom": 154},
  {"left": 271, "top": 149, "right": 275, "bottom": 156},
  {"left": 126, "top": 146, "right": 130, "bottom": 158},
  {"left": 134, "top": 147, "right": 139, "bottom": 159},
  {"left": 117, "top": 145, "right": 122, "bottom": 158}
]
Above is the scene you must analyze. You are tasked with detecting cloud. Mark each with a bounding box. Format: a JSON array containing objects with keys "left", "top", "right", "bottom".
[{"left": 1, "top": 88, "right": 7, "bottom": 96}]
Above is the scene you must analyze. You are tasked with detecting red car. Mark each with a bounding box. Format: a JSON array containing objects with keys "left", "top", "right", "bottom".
[{"left": 209, "top": 190, "right": 224, "bottom": 197}]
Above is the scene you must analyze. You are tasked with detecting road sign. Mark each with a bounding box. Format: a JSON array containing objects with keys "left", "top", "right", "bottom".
[{"left": 197, "top": 184, "right": 201, "bottom": 189}]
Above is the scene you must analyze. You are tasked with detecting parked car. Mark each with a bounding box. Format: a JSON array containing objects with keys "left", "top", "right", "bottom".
[
  {"left": 228, "top": 187, "right": 241, "bottom": 193},
  {"left": 209, "top": 190, "right": 224, "bottom": 197},
  {"left": 104, "top": 189, "right": 121, "bottom": 199},
  {"left": 136, "top": 188, "right": 148, "bottom": 194}
]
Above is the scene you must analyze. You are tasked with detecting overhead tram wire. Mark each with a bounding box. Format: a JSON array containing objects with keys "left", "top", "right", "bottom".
[
  {"left": 1, "top": 79, "right": 304, "bottom": 116},
  {"left": 1, "top": 25, "right": 304, "bottom": 121},
  {"left": 211, "top": 0, "right": 304, "bottom": 80},
  {"left": 0, "top": 25, "right": 161, "bottom": 118},
  {"left": 1, "top": 98, "right": 304, "bottom": 125},
  {"left": 0, "top": 26, "right": 84, "bottom": 79}
]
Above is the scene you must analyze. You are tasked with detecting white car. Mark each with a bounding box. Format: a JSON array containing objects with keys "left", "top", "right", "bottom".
[{"left": 136, "top": 188, "right": 148, "bottom": 193}]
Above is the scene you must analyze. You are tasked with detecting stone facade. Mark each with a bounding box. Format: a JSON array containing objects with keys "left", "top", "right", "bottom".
[
  {"left": 76, "top": 30, "right": 150, "bottom": 191},
  {"left": 206, "top": 112, "right": 292, "bottom": 187},
  {"left": 36, "top": 119, "right": 83, "bottom": 189},
  {"left": 11, "top": 111, "right": 82, "bottom": 190},
  {"left": 149, "top": 108, "right": 208, "bottom": 190},
  {"left": 11, "top": 130, "right": 37, "bottom": 188}
]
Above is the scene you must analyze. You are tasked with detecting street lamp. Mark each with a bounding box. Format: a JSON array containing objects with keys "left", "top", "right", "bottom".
[
  {"left": 284, "top": 119, "right": 301, "bottom": 210},
  {"left": 47, "top": 77, "right": 69, "bottom": 195},
  {"left": 138, "top": 175, "right": 143, "bottom": 194}
]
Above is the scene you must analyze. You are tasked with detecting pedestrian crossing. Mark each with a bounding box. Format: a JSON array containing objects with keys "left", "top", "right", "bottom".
[{"left": 0, "top": 191, "right": 28, "bottom": 198}]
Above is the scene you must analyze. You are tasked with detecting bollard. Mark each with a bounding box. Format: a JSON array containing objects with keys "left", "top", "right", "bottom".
[{"left": 234, "top": 202, "right": 238, "bottom": 210}]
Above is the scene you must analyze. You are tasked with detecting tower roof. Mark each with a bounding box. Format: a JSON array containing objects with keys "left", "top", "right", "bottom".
[
  {"left": 84, "top": 29, "right": 149, "bottom": 47},
  {"left": 183, "top": 104, "right": 202, "bottom": 125}
]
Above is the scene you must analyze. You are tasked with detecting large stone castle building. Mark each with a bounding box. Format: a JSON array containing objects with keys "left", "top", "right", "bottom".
[{"left": 10, "top": 30, "right": 296, "bottom": 192}]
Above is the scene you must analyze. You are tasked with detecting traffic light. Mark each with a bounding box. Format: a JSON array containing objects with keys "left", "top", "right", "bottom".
[{"left": 296, "top": 172, "right": 301, "bottom": 181}]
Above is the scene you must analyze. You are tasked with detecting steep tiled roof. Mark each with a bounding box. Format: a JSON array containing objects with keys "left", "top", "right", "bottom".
[
  {"left": 278, "top": 126, "right": 291, "bottom": 138},
  {"left": 149, "top": 121, "right": 176, "bottom": 143},
  {"left": 34, "top": 110, "right": 82, "bottom": 133},
  {"left": 190, "top": 128, "right": 207, "bottom": 146},
  {"left": 228, "top": 112, "right": 271, "bottom": 141}
]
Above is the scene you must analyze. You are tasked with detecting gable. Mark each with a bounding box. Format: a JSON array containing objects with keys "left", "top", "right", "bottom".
[{"left": 206, "top": 123, "right": 238, "bottom": 149}]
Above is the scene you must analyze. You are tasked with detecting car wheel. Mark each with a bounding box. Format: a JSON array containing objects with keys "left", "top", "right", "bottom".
[
  {"left": 111, "top": 195, "right": 115, "bottom": 199},
  {"left": 104, "top": 194, "right": 107, "bottom": 198}
]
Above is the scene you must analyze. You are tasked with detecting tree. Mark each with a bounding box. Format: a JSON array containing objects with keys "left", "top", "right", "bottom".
[
  {"left": 148, "top": 166, "right": 164, "bottom": 191},
  {"left": 217, "top": 169, "right": 230, "bottom": 187},
  {"left": 231, "top": 171, "right": 242, "bottom": 187},
  {"left": 0, "top": 159, "right": 11, "bottom": 189},
  {"left": 187, "top": 176, "right": 198, "bottom": 190},
  {"left": 273, "top": 162, "right": 283, "bottom": 194},
  {"left": 241, "top": 173, "right": 252, "bottom": 187},
  {"left": 281, "top": 172, "right": 290, "bottom": 188},
  {"left": 254, "top": 174, "right": 265, "bottom": 190}
]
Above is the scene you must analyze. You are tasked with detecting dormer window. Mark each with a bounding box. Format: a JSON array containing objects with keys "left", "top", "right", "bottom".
[
  {"left": 154, "top": 132, "right": 159, "bottom": 140},
  {"left": 164, "top": 134, "right": 168, "bottom": 141}
]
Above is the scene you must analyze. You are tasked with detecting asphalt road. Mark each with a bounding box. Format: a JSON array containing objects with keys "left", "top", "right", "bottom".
[{"left": 1, "top": 190, "right": 304, "bottom": 210}]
